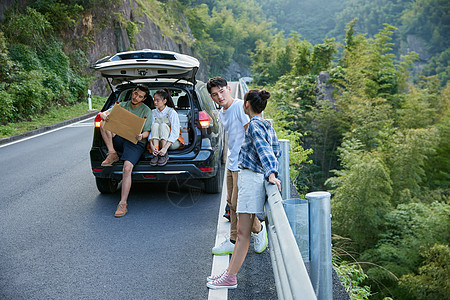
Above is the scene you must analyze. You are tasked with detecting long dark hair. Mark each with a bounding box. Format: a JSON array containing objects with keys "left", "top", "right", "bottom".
[
  {"left": 244, "top": 89, "right": 270, "bottom": 114},
  {"left": 154, "top": 88, "right": 175, "bottom": 109}
]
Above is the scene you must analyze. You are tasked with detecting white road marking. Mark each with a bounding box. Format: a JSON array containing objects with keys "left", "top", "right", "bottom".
[
  {"left": 0, "top": 117, "right": 95, "bottom": 149},
  {"left": 208, "top": 165, "right": 230, "bottom": 300}
]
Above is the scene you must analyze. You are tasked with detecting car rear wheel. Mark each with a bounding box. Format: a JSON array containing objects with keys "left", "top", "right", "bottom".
[
  {"left": 95, "top": 177, "right": 119, "bottom": 194},
  {"left": 203, "top": 160, "right": 223, "bottom": 194}
]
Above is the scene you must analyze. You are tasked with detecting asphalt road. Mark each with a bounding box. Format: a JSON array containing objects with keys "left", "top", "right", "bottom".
[{"left": 0, "top": 118, "right": 222, "bottom": 299}]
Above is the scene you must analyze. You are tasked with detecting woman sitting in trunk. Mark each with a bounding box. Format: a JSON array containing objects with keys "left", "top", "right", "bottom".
[{"left": 148, "top": 88, "right": 183, "bottom": 166}]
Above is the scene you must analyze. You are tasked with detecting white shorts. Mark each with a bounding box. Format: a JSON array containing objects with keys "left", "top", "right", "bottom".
[{"left": 236, "top": 168, "right": 266, "bottom": 214}]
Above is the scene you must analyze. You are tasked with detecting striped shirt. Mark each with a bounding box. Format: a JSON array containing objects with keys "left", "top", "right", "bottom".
[{"left": 238, "top": 116, "right": 281, "bottom": 179}]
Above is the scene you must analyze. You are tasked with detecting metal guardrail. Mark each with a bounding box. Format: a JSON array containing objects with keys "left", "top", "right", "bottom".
[
  {"left": 279, "top": 139, "right": 291, "bottom": 200},
  {"left": 238, "top": 77, "right": 250, "bottom": 96},
  {"left": 265, "top": 182, "right": 316, "bottom": 300},
  {"left": 265, "top": 138, "right": 332, "bottom": 300}
]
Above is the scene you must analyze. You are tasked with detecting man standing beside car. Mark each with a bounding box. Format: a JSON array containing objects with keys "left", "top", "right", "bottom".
[
  {"left": 99, "top": 85, "right": 152, "bottom": 217},
  {"left": 207, "top": 77, "right": 268, "bottom": 255}
]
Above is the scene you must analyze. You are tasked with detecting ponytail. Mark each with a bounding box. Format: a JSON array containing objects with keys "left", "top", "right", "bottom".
[{"left": 244, "top": 89, "right": 271, "bottom": 113}]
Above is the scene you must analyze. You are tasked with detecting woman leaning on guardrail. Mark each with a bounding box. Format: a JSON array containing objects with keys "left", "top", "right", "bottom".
[{"left": 206, "top": 88, "right": 281, "bottom": 290}]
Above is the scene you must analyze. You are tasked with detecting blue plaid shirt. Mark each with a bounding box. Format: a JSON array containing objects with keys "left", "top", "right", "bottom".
[{"left": 238, "top": 116, "right": 281, "bottom": 179}]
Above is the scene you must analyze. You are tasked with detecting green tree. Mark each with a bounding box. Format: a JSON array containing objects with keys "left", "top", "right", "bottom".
[
  {"left": 326, "top": 138, "right": 393, "bottom": 252},
  {"left": 0, "top": 5, "right": 89, "bottom": 122},
  {"left": 399, "top": 244, "right": 450, "bottom": 300},
  {"left": 251, "top": 32, "right": 299, "bottom": 84},
  {"left": 361, "top": 202, "right": 450, "bottom": 299},
  {"left": 423, "top": 89, "right": 450, "bottom": 190},
  {"left": 187, "top": 0, "right": 272, "bottom": 77},
  {"left": 396, "top": 84, "right": 440, "bottom": 129},
  {"left": 382, "top": 128, "right": 439, "bottom": 205}
]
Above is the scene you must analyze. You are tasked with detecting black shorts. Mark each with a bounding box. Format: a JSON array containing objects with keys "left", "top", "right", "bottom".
[{"left": 113, "top": 135, "right": 145, "bottom": 166}]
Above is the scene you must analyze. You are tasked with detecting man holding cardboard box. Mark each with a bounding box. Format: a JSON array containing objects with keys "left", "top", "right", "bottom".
[{"left": 99, "top": 84, "right": 152, "bottom": 217}]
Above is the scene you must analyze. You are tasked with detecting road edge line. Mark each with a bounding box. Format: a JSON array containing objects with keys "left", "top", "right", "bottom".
[
  {"left": 208, "top": 168, "right": 230, "bottom": 300},
  {"left": 0, "top": 111, "right": 99, "bottom": 147}
]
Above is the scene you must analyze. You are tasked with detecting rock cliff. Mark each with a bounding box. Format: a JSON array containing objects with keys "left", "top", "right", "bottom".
[
  {"left": 79, "top": 0, "right": 208, "bottom": 96},
  {"left": 400, "top": 34, "right": 431, "bottom": 79}
]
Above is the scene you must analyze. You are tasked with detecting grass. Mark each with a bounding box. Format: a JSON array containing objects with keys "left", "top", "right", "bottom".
[{"left": 0, "top": 95, "right": 106, "bottom": 138}]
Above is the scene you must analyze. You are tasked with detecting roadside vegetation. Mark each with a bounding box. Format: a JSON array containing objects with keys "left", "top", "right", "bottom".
[
  {"left": 256, "top": 19, "right": 449, "bottom": 300},
  {"left": 0, "top": 1, "right": 448, "bottom": 299},
  {"left": 0, "top": 95, "right": 104, "bottom": 138},
  {"left": 0, "top": 4, "right": 92, "bottom": 129}
]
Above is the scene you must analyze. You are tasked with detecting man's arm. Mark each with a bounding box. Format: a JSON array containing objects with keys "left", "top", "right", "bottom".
[{"left": 136, "top": 131, "right": 150, "bottom": 142}]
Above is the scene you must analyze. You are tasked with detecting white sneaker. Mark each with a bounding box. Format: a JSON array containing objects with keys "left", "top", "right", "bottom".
[
  {"left": 212, "top": 239, "right": 235, "bottom": 255},
  {"left": 253, "top": 222, "right": 268, "bottom": 253}
]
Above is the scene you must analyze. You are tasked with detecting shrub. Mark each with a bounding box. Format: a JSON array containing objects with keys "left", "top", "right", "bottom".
[
  {"left": 3, "top": 7, "right": 51, "bottom": 49},
  {"left": 0, "top": 32, "right": 15, "bottom": 82},
  {"left": 10, "top": 70, "right": 54, "bottom": 120},
  {"left": 0, "top": 88, "right": 16, "bottom": 124},
  {"left": 399, "top": 244, "right": 450, "bottom": 300},
  {"left": 8, "top": 44, "right": 42, "bottom": 72}
]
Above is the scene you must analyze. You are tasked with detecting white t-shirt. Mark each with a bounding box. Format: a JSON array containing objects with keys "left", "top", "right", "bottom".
[{"left": 220, "top": 99, "right": 250, "bottom": 171}]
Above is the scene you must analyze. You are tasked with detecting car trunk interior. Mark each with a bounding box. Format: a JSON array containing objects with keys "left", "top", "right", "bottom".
[{"left": 99, "top": 87, "right": 196, "bottom": 161}]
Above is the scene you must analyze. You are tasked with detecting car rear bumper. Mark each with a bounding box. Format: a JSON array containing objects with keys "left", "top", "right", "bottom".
[{"left": 90, "top": 148, "right": 218, "bottom": 182}]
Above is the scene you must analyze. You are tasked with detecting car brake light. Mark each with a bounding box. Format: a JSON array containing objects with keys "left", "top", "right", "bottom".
[
  {"left": 199, "top": 111, "right": 213, "bottom": 128},
  {"left": 200, "top": 167, "right": 214, "bottom": 172},
  {"left": 94, "top": 113, "right": 102, "bottom": 128},
  {"left": 92, "top": 168, "right": 102, "bottom": 173}
]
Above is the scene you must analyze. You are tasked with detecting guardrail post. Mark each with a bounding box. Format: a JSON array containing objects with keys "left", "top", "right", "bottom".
[
  {"left": 282, "top": 198, "right": 309, "bottom": 262},
  {"left": 278, "top": 139, "right": 290, "bottom": 200},
  {"left": 306, "top": 191, "right": 333, "bottom": 300}
]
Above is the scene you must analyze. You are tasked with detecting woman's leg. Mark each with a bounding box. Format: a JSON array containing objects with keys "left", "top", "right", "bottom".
[
  {"left": 227, "top": 212, "right": 254, "bottom": 275},
  {"left": 160, "top": 139, "right": 168, "bottom": 149},
  {"left": 168, "top": 139, "right": 181, "bottom": 150},
  {"left": 158, "top": 123, "right": 171, "bottom": 151},
  {"left": 151, "top": 123, "right": 161, "bottom": 150},
  {"left": 151, "top": 139, "right": 159, "bottom": 149}
]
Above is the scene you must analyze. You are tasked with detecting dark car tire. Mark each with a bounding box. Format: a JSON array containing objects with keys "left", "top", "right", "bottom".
[
  {"left": 95, "top": 177, "right": 119, "bottom": 194},
  {"left": 204, "top": 161, "right": 223, "bottom": 194}
]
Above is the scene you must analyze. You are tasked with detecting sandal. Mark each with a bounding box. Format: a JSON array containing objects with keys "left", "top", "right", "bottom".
[{"left": 114, "top": 203, "right": 128, "bottom": 218}]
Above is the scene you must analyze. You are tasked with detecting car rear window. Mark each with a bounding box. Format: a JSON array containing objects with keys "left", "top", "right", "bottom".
[
  {"left": 117, "top": 87, "right": 190, "bottom": 110},
  {"left": 110, "top": 52, "right": 176, "bottom": 61}
]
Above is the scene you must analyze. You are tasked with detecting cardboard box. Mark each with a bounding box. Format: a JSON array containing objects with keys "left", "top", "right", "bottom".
[{"left": 102, "top": 103, "right": 146, "bottom": 144}]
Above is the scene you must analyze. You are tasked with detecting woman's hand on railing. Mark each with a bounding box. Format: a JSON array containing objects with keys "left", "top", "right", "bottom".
[{"left": 268, "top": 173, "right": 281, "bottom": 191}]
